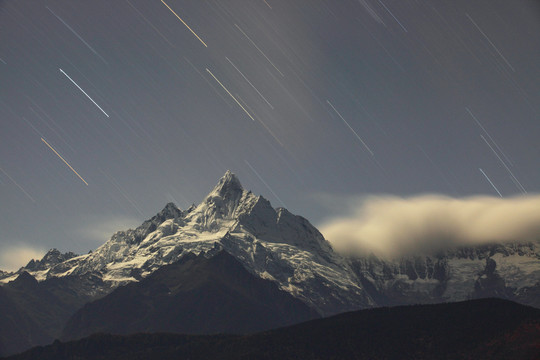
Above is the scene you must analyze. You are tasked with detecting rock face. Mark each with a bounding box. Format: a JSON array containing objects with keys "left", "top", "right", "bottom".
[
  {"left": 24, "top": 249, "right": 78, "bottom": 272},
  {"left": 350, "top": 242, "right": 540, "bottom": 308}
]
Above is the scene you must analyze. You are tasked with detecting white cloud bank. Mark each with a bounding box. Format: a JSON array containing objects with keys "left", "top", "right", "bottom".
[
  {"left": 318, "top": 194, "right": 540, "bottom": 258},
  {"left": 0, "top": 245, "right": 45, "bottom": 272}
]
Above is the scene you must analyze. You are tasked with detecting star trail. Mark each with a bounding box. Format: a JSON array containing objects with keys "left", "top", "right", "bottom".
[{"left": 0, "top": 0, "right": 539, "bottom": 267}]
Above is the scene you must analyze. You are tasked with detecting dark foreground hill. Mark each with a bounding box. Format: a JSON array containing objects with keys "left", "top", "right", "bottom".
[{"left": 4, "top": 298, "right": 540, "bottom": 360}]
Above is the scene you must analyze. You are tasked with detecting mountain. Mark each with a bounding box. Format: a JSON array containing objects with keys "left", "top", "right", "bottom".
[
  {"left": 4, "top": 298, "right": 540, "bottom": 360},
  {"left": 0, "top": 277, "right": 52, "bottom": 357},
  {"left": 23, "top": 249, "right": 78, "bottom": 272},
  {"left": 0, "top": 170, "right": 539, "bottom": 355},
  {"left": 0, "top": 269, "right": 108, "bottom": 356},
  {"left": 350, "top": 242, "right": 540, "bottom": 308},
  {"left": 2, "top": 171, "right": 371, "bottom": 316},
  {"left": 62, "top": 250, "right": 318, "bottom": 340}
]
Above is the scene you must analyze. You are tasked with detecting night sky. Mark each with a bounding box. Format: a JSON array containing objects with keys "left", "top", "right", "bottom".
[{"left": 1, "top": 0, "right": 539, "bottom": 269}]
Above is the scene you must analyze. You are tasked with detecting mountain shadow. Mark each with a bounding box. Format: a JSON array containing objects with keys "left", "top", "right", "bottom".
[{"left": 62, "top": 250, "right": 318, "bottom": 340}]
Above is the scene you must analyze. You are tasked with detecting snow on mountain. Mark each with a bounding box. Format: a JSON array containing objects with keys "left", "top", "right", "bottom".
[
  {"left": 4, "top": 171, "right": 372, "bottom": 315},
  {"left": 350, "top": 242, "right": 540, "bottom": 307},
  {"left": 0, "top": 249, "right": 78, "bottom": 283}
]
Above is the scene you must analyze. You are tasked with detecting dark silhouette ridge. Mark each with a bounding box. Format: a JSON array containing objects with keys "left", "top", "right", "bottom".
[{"left": 4, "top": 298, "right": 539, "bottom": 360}]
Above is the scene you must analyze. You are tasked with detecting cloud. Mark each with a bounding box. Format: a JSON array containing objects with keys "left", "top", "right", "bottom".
[
  {"left": 0, "top": 245, "right": 45, "bottom": 272},
  {"left": 318, "top": 194, "right": 540, "bottom": 258}
]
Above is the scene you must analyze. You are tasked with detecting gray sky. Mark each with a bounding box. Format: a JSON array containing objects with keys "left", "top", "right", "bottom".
[{"left": 1, "top": 0, "right": 539, "bottom": 269}]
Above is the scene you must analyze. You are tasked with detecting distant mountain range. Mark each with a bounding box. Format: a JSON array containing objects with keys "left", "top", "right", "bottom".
[
  {"left": 3, "top": 298, "right": 539, "bottom": 360},
  {"left": 0, "top": 171, "right": 539, "bottom": 356}
]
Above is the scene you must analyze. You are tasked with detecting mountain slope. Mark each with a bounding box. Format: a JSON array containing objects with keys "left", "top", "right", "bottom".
[
  {"left": 0, "top": 283, "right": 52, "bottom": 357},
  {"left": 61, "top": 250, "right": 318, "bottom": 340},
  {"left": 0, "top": 270, "right": 105, "bottom": 356},
  {"left": 5, "top": 299, "right": 540, "bottom": 360}
]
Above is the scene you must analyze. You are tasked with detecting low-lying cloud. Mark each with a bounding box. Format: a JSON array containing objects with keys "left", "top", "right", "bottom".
[
  {"left": 0, "top": 245, "right": 45, "bottom": 272},
  {"left": 318, "top": 194, "right": 540, "bottom": 258}
]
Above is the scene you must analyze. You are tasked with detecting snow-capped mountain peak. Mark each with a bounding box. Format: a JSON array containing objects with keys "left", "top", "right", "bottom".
[
  {"left": 24, "top": 249, "right": 77, "bottom": 272},
  {"left": 208, "top": 170, "right": 243, "bottom": 198},
  {"left": 188, "top": 171, "right": 250, "bottom": 230},
  {"left": 0, "top": 171, "right": 368, "bottom": 314},
  {"left": 156, "top": 202, "right": 184, "bottom": 220}
]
